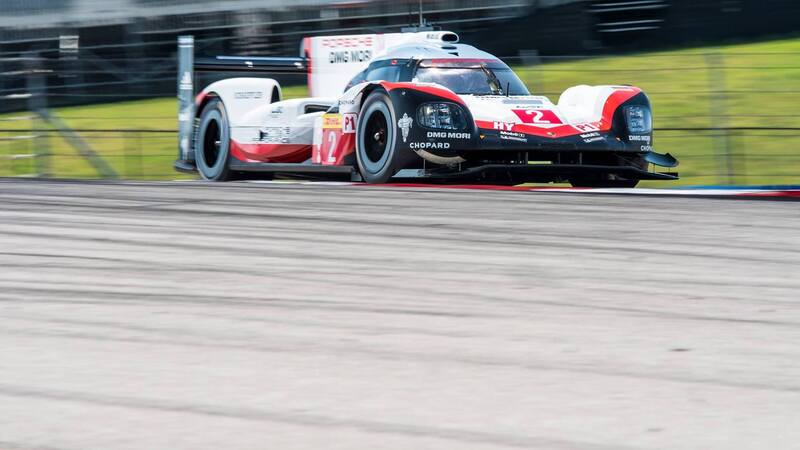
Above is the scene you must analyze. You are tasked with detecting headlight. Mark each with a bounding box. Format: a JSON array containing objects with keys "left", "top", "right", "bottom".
[
  {"left": 416, "top": 102, "right": 467, "bottom": 130},
  {"left": 624, "top": 106, "right": 652, "bottom": 134}
]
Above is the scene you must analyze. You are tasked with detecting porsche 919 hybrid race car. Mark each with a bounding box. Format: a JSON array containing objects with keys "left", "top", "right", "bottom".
[{"left": 174, "top": 31, "right": 678, "bottom": 186}]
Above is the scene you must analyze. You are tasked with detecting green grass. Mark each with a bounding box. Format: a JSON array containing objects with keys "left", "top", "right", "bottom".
[
  {"left": 514, "top": 36, "right": 800, "bottom": 186},
  {"left": 0, "top": 85, "right": 309, "bottom": 180},
  {"left": 1, "top": 38, "right": 798, "bottom": 186}
]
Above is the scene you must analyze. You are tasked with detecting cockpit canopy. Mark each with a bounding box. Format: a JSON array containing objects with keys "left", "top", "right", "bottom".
[
  {"left": 414, "top": 59, "right": 529, "bottom": 96},
  {"left": 345, "top": 58, "right": 530, "bottom": 96}
]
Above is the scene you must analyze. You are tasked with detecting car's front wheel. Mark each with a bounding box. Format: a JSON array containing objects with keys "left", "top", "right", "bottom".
[
  {"left": 195, "top": 98, "right": 232, "bottom": 181},
  {"left": 356, "top": 91, "right": 403, "bottom": 184}
]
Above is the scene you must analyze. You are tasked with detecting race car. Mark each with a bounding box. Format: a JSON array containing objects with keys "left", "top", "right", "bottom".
[{"left": 174, "top": 31, "right": 678, "bottom": 186}]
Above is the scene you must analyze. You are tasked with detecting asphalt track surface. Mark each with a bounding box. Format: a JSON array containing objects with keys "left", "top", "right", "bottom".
[{"left": 1, "top": 179, "right": 799, "bottom": 450}]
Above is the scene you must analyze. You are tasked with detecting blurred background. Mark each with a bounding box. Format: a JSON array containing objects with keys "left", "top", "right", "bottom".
[{"left": 1, "top": 0, "right": 798, "bottom": 185}]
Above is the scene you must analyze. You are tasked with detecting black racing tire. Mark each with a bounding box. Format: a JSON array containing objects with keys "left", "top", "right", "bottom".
[
  {"left": 195, "top": 98, "right": 232, "bottom": 181},
  {"left": 356, "top": 91, "right": 402, "bottom": 184}
]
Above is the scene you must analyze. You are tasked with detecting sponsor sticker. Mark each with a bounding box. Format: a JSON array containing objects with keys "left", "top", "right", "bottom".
[
  {"left": 343, "top": 113, "right": 357, "bottom": 134},
  {"left": 573, "top": 122, "right": 601, "bottom": 133},
  {"left": 628, "top": 135, "right": 651, "bottom": 143},
  {"left": 234, "top": 91, "right": 263, "bottom": 99},
  {"left": 499, "top": 131, "right": 527, "bottom": 143},
  {"left": 581, "top": 132, "right": 604, "bottom": 143},
  {"left": 269, "top": 106, "right": 284, "bottom": 118},
  {"left": 328, "top": 49, "right": 373, "bottom": 64},
  {"left": 320, "top": 36, "right": 374, "bottom": 48},
  {"left": 179, "top": 72, "right": 192, "bottom": 91},
  {"left": 426, "top": 131, "right": 471, "bottom": 139},
  {"left": 410, "top": 142, "right": 450, "bottom": 150},
  {"left": 493, "top": 122, "right": 515, "bottom": 131},
  {"left": 258, "top": 127, "right": 291, "bottom": 143},
  {"left": 398, "top": 113, "right": 413, "bottom": 143},
  {"left": 322, "top": 114, "right": 343, "bottom": 129}
]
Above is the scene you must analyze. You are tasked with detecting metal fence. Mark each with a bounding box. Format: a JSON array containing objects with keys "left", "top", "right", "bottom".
[
  {"left": 1, "top": 5, "right": 798, "bottom": 185},
  {"left": 0, "top": 0, "right": 525, "bottom": 110}
]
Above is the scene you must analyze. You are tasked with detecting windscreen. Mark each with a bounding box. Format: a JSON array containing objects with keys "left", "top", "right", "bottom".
[{"left": 414, "top": 59, "right": 529, "bottom": 96}]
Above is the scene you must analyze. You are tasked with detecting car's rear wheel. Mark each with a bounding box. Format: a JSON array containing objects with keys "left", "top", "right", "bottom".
[
  {"left": 195, "top": 98, "right": 232, "bottom": 181},
  {"left": 356, "top": 91, "right": 401, "bottom": 184}
]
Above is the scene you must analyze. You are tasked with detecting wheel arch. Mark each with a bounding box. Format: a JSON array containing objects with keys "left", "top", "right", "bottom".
[
  {"left": 195, "top": 77, "right": 282, "bottom": 126},
  {"left": 195, "top": 91, "right": 220, "bottom": 119},
  {"left": 358, "top": 83, "right": 389, "bottom": 110}
]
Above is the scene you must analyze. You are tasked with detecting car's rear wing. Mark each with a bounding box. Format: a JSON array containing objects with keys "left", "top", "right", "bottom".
[{"left": 194, "top": 56, "right": 307, "bottom": 74}]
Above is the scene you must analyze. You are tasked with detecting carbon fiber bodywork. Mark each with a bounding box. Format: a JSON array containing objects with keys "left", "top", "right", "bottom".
[{"left": 385, "top": 87, "right": 678, "bottom": 184}]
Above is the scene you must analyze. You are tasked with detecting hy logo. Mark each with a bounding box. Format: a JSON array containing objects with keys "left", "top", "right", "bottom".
[{"left": 398, "top": 113, "right": 413, "bottom": 143}]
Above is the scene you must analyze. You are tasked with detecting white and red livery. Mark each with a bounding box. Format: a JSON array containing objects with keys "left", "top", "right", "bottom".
[{"left": 176, "top": 30, "right": 678, "bottom": 186}]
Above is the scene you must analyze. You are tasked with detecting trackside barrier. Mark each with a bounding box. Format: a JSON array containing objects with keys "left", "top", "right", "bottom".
[{"left": 177, "top": 36, "right": 195, "bottom": 165}]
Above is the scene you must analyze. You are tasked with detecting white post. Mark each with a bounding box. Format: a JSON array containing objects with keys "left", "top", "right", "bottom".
[{"left": 177, "top": 35, "right": 195, "bottom": 163}]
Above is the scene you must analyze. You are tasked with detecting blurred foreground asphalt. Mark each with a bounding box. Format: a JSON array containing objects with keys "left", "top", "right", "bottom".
[{"left": 0, "top": 179, "right": 799, "bottom": 450}]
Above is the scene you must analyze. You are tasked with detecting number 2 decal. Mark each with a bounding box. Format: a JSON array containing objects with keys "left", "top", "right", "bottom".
[
  {"left": 512, "top": 109, "right": 564, "bottom": 125},
  {"left": 527, "top": 110, "right": 549, "bottom": 124},
  {"left": 327, "top": 131, "right": 337, "bottom": 163}
]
